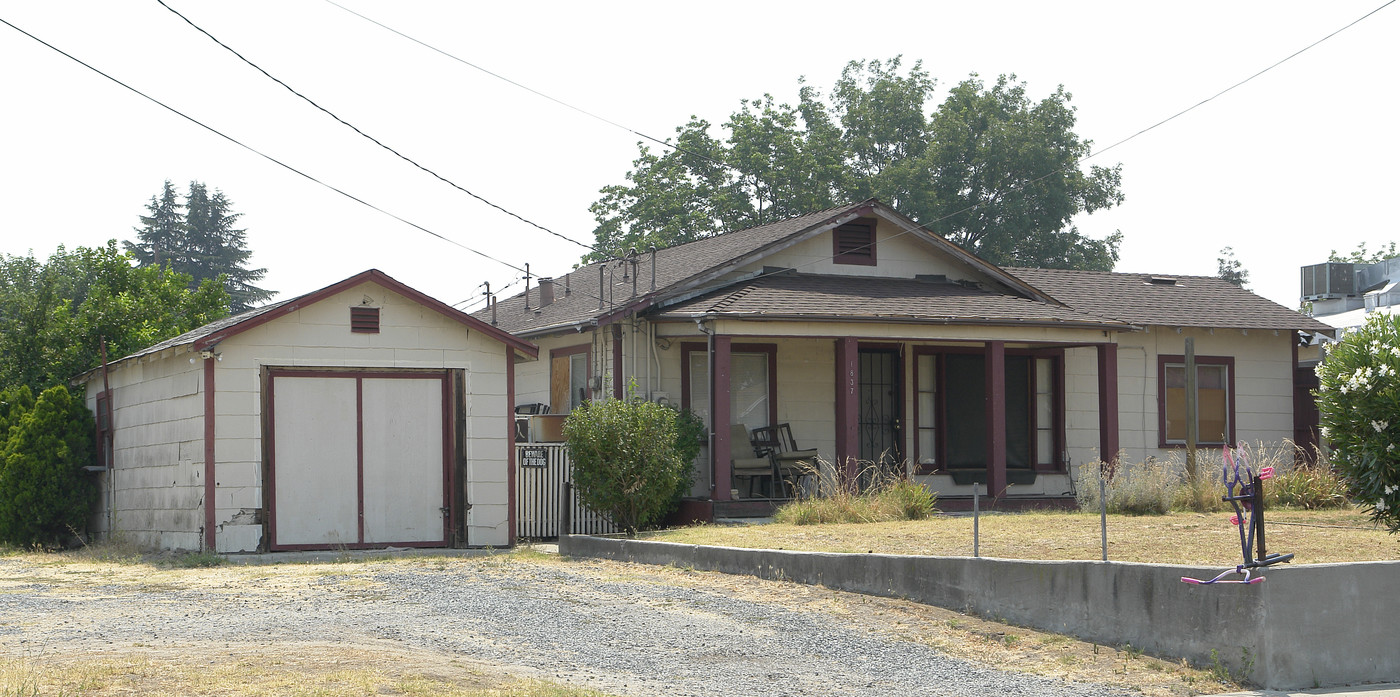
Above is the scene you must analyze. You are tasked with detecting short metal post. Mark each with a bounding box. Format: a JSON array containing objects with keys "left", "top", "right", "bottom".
[
  {"left": 1099, "top": 473, "right": 1108, "bottom": 562},
  {"left": 561, "top": 481, "right": 573, "bottom": 537},
  {"left": 972, "top": 482, "right": 980, "bottom": 558}
]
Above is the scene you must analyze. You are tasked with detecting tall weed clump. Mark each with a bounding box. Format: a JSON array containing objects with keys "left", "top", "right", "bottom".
[
  {"left": 774, "top": 460, "right": 936, "bottom": 525},
  {"left": 1313, "top": 312, "right": 1400, "bottom": 531},
  {"left": 1077, "top": 443, "right": 1351, "bottom": 515}
]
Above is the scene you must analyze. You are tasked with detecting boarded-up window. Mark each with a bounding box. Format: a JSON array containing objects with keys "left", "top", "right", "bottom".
[
  {"left": 833, "top": 220, "right": 876, "bottom": 266},
  {"left": 350, "top": 306, "right": 380, "bottom": 333},
  {"left": 550, "top": 347, "right": 589, "bottom": 412},
  {"left": 1161, "top": 357, "right": 1233, "bottom": 446}
]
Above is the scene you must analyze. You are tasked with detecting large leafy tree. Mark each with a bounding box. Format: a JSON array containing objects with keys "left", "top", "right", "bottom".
[
  {"left": 0, "top": 242, "right": 229, "bottom": 392},
  {"left": 588, "top": 59, "right": 1124, "bottom": 269},
  {"left": 125, "top": 180, "right": 272, "bottom": 312}
]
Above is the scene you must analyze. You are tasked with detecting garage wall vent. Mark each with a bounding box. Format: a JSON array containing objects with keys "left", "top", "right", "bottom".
[{"left": 350, "top": 306, "right": 380, "bottom": 333}]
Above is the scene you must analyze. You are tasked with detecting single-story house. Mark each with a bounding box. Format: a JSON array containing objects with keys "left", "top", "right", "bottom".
[
  {"left": 480, "top": 199, "right": 1331, "bottom": 517},
  {"left": 78, "top": 269, "right": 537, "bottom": 552}
]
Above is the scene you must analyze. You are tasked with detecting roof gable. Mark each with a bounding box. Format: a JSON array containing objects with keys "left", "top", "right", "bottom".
[
  {"left": 480, "top": 199, "right": 1059, "bottom": 336},
  {"left": 86, "top": 269, "right": 537, "bottom": 377}
]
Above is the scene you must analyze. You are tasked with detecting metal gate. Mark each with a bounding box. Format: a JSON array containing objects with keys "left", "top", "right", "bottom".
[{"left": 516, "top": 443, "right": 618, "bottom": 539}]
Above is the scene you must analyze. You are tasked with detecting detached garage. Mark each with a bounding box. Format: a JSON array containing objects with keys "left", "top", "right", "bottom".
[{"left": 78, "top": 269, "right": 537, "bottom": 553}]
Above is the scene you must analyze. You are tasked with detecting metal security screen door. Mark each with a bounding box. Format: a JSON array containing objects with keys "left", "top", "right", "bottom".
[
  {"left": 858, "top": 349, "right": 902, "bottom": 468},
  {"left": 268, "top": 370, "right": 449, "bottom": 550}
]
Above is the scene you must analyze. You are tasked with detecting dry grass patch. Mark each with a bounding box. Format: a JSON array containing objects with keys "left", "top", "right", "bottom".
[
  {"left": 0, "top": 643, "right": 609, "bottom": 697},
  {"left": 646, "top": 508, "right": 1398, "bottom": 564}
]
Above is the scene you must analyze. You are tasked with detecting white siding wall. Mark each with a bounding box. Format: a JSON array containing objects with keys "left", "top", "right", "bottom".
[
  {"left": 1064, "top": 327, "right": 1297, "bottom": 477},
  {"left": 760, "top": 219, "right": 976, "bottom": 280},
  {"left": 89, "top": 281, "right": 522, "bottom": 552},
  {"left": 85, "top": 349, "right": 206, "bottom": 551}
]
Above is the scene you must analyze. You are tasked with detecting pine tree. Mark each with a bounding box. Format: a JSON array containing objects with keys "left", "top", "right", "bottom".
[
  {"left": 124, "top": 180, "right": 186, "bottom": 270},
  {"left": 123, "top": 181, "right": 273, "bottom": 313}
]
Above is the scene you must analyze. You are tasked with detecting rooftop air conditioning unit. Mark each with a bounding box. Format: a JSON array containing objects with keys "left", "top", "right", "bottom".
[{"left": 1301, "top": 262, "right": 1355, "bottom": 301}]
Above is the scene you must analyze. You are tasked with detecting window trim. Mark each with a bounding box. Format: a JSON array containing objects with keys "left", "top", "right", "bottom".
[
  {"left": 680, "top": 342, "right": 779, "bottom": 428},
  {"left": 1157, "top": 354, "right": 1236, "bottom": 448},
  {"left": 832, "top": 218, "right": 877, "bottom": 266},
  {"left": 549, "top": 344, "right": 591, "bottom": 413},
  {"left": 912, "top": 346, "right": 1065, "bottom": 473}
]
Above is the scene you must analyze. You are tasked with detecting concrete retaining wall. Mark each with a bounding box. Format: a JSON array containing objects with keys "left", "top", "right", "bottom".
[{"left": 560, "top": 535, "right": 1399, "bottom": 690}]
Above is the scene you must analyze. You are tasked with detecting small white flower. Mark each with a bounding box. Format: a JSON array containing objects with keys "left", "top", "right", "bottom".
[
  {"left": 1386, "top": 484, "right": 1398, "bottom": 495},
  {"left": 1389, "top": 443, "right": 1396, "bottom": 453},
  {"left": 1373, "top": 420, "right": 1389, "bottom": 433},
  {"left": 1377, "top": 499, "right": 1389, "bottom": 513}
]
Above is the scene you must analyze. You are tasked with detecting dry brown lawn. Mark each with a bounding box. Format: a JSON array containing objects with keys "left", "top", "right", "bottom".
[{"left": 644, "top": 508, "right": 1399, "bottom": 565}]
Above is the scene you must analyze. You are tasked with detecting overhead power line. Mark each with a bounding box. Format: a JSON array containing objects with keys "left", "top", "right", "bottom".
[
  {"left": 0, "top": 15, "right": 528, "bottom": 276},
  {"left": 156, "top": 0, "right": 596, "bottom": 253},
  {"left": 323, "top": 0, "right": 730, "bottom": 171}
]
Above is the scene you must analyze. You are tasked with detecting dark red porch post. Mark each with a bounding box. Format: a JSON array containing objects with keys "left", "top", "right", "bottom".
[
  {"left": 984, "top": 341, "right": 1007, "bottom": 498},
  {"left": 834, "top": 337, "right": 859, "bottom": 483},
  {"left": 712, "top": 336, "right": 733, "bottom": 501},
  {"left": 1097, "top": 343, "right": 1120, "bottom": 469}
]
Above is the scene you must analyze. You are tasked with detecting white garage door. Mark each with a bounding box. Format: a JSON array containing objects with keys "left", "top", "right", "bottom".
[{"left": 270, "top": 371, "right": 448, "bottom": 550}]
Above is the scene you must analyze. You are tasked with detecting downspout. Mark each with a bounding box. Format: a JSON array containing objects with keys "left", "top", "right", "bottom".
[{"left": 695, "top": 316, "right": 714, "bottom": 494}]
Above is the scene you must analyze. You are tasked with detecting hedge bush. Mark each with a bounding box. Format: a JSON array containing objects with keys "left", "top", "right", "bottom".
[
  {"left": 563, "top": 392, "right": 691, "bottom": 535},
  {"left": 0, "top": 385, "right": 98, "bottom": 547},
  {"left": 1315, "top": 313, "right": 1400, "bottom": 532}
]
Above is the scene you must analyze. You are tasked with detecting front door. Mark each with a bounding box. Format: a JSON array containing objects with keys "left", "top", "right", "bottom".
[{"left": 858, "top": 349, "right": 902, "bottom": 471}]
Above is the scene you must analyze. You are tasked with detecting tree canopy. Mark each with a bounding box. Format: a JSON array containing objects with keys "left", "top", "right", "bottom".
[
  {"left": 588, "top": 59, "right": 1124, "bottom": 269},
  {"left": 1217, "top": 246, "right": 1249, "bottom": 288},
  {"left": 0, "top": 242, "right": 229, "bottom": 392},
  {"left": 1329, "top": 241, "right": 1399, "bottom": 265},
  {"left": 125, "top": 180, "right": 273, "bottom": 312}
]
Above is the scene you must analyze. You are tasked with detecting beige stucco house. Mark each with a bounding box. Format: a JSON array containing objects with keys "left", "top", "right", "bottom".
[
  {"left": 483, "top": 200, "right": 1330, "bottom": 518},
  {"left": 79, "top": 269, "right": 537, "bottom": 552}
]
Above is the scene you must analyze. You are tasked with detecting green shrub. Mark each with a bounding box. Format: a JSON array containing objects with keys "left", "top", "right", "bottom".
[
  {"left": 562, "top": 390, "right": 691, "bottom": 535},
  {"left": 0, "top": 385, "right": 98, "bottom": 547},
  {"left": 1314, "top": 312, "right": 1400, "bottom": 531},
  {"left": 774, "top": 461, "right": 936, "bottom": 525}
]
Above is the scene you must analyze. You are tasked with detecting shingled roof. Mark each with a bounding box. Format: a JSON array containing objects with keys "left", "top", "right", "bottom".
[
  {"left": 653, "top": 273, "right": 1128, "bottom": 329},
  {"left": 1006, "top": 267, "right": 1331, "bottom": 332},
  {"left": 478, "top": 200, "right": 1051, "bottom": 336}
]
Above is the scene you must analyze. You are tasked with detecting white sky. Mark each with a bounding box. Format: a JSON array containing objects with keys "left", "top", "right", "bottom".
[{"left": 1, "top": 1, "right": 1396, "bottom": 313}]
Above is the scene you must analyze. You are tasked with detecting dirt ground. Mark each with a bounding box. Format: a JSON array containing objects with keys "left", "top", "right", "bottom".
[{"left": 0, "top": 547, "right": 1237, "bottom": 696}]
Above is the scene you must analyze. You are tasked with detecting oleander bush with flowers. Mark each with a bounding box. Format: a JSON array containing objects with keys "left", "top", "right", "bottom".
[{"left": 1314, "top": 312, "right": 1400, "bottom": 532}]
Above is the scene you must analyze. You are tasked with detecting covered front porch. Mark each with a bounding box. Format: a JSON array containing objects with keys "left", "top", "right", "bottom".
[{"left": 669, "top": 321, "right": 1124, "bottom": 517}]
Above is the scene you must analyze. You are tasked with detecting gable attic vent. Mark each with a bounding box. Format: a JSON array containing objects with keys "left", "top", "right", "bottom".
[
  {"left": 350, "top": 306, "right": 380, "bottom": 333},
  {"left": 833, "top": 219, "right": 876, "bottom": 266}
]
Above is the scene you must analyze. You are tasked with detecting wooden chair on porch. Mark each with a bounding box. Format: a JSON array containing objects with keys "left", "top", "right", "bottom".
[
  {"left": 729, "top": 424, "right": 774, "bottom": 498},
  {"left": 751, "top": 423, "right": 819, "bottom": 498}
]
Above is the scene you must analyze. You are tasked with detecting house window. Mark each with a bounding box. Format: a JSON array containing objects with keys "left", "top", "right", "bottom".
[
  {"left": 681, "top": 343, "right": 777, "bottom": 434},
  {"left": 95, "top": 390, "right": 112, "bottom": 469},
  {"left": 350, "top": 306, "right": 380, "bottom": 333},
  {"left": 832, "top": 219, "right": 876, "bottom": 266},
  {"left": 550, "top": 345, "right": 590, "bottom": 412},
  {"left": 914, "top": 354, "right": 939, "bottom": 475},
  {"left": 914, "top": 348, "right": 1063, "bottom": 472},
  {"left": 1159, "top": 355, "right": 1234, "bottom": 447}
]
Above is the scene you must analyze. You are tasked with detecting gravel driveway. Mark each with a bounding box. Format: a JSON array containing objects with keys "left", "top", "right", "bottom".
[{"left": 0, "top": 551, "right": 1141, "bottom": 697}]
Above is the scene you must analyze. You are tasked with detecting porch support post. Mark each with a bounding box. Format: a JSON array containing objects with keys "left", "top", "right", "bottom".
[
  {"left": 611, "top": 323, "right": 623, "bottom": 399},
  {"left": 712, "top": 336, "right": 733, "bottom": 502},
  {"left": 1097, "top": 342, "right": 1120, "bottom": 470},
  {"left": 984, "top": 341, "right": 1007, "bottom": 498},
  {"left": 834, "top": 337, "right": 859, "bottom": 483}
]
